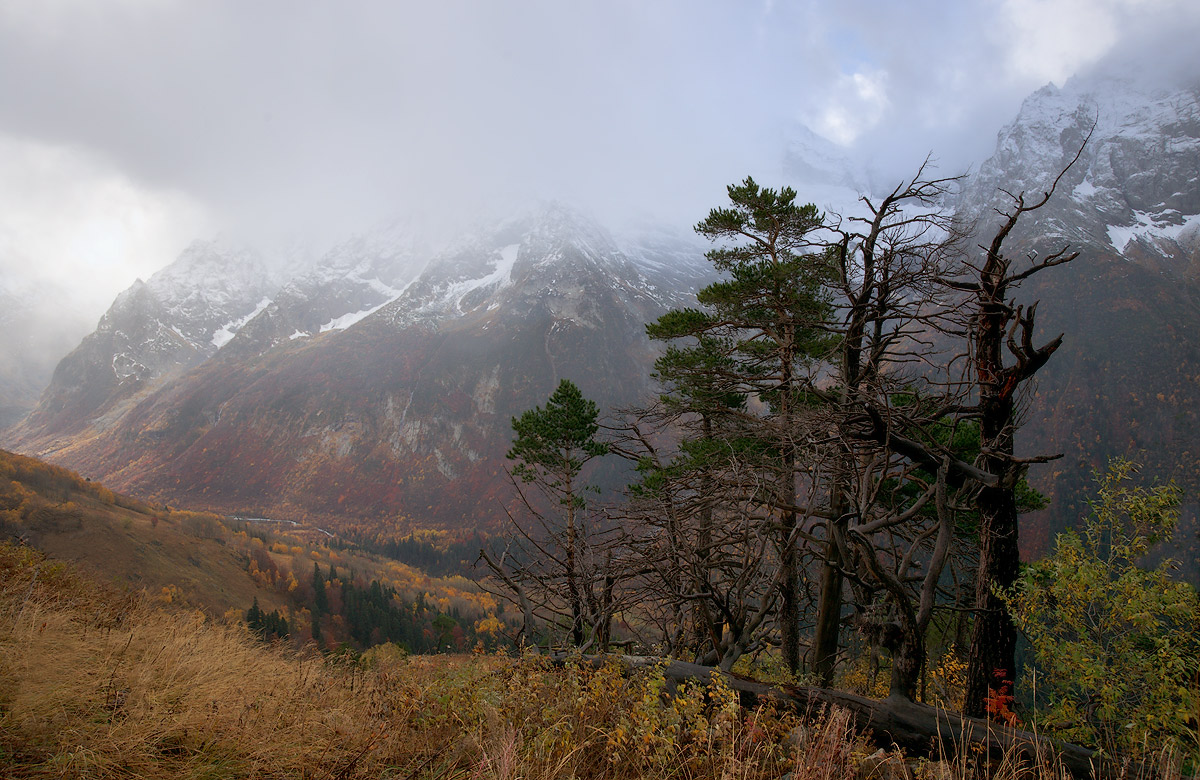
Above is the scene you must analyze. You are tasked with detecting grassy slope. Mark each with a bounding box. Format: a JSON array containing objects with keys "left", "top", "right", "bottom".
[
  {"left": 0, "top": 448, "right": 501, "bottom": 646},
  {"left": 2, "top": 451, "right": 1189, "bottom": 779},
  {"left": 1, "top": 448, "right": 288, "bottom": 616},
  {"left": 6, "top": 542, "right": 1162, "bottom": 780},
  {"left": 0, "top": 541, "right": 838, "bottom": 779}
]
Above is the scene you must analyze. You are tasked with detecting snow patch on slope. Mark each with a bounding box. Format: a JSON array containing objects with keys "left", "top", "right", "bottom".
[
  {"left": 1072, "top": 177, "right": 1099, "bottom": 199},
  {"left": 320, "top": 300, "right": 391, "bottom": 332},
  {"left": 1107, "top": 211, "right": 1200, "bottom": 253},
  {"left": 430, "top": 243, "right": 523, "bottom": 315},
  {"left": 319, "top": 275, "right": 416, "bottom": 333},
  {"left": 212, "top": 297, "right": 272, "bottom": 348}
]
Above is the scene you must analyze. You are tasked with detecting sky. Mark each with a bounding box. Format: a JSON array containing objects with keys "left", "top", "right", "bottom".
[{"left": 1, "top": 0, "right": 1198, "bottom": 321}]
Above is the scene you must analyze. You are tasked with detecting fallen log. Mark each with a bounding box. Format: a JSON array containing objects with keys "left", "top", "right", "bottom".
[{"left": 555, "top": 654, "right": 1139, "bottom": 780}]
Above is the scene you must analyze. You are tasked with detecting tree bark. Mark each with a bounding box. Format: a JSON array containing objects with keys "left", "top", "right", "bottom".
[
  {"left": 779, "top": 506, "right": 801, "bottom": 674},
  {"left": 777, "top": 326, "right": 802, "bottom": 676},
  {"left": 565, "top": 487, "right": 584, "bottom": 648},
  {"left": 810, "top": 512, "right": 844, "bottom": 684},
  {"left": 889, "top": 627, "right": 924, "bottom": 702},
  {"left": 963, "top": 483, "right": 1020, "bottom": 716}
]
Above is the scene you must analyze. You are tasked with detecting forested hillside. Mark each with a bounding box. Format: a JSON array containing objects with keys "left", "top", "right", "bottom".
[{"left": 0, "top": 448, "right": 507, "bottom": 654}]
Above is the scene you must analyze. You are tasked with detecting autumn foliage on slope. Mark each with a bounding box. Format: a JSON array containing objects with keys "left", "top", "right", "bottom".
[{"left": 0, "top": 448, "right": 510, "bottom": 653}]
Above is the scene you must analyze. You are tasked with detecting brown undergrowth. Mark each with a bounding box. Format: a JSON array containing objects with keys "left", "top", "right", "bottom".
[{"left": 1, "top": 542, "right": 1178, "bottom": 779}]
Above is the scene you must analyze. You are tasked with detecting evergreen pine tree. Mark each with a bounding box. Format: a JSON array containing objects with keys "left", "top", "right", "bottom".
[
  {"left": 507, "top": 378, "right": 609, "bottom": 647},
  {"left": 648, "top": 177, "right": 830, "bottom": 673},
  {"left": 246, "top": 597, "right": 263, "bottom": 632},
  {"left": 312, "top": 561, "right": 328, "bottom": 614}
]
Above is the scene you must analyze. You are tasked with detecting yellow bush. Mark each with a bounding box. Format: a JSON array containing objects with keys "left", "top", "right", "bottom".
[
  {"left": 838, "top": 653, "right": 891, "bottom": 700},
  {"left": 925, "top": 645, "right": 967, "bottom": 710}
]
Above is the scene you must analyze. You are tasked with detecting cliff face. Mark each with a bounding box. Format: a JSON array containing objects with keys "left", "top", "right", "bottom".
[{"left": 953, "top": 73, "right": 1200, "bottom": 570}]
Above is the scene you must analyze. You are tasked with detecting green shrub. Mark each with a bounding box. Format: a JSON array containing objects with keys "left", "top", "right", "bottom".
[{"left": 1008, "top": 459, "right": 1199, "bottom": 762}]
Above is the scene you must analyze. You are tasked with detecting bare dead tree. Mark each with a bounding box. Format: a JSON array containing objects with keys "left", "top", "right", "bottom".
[
  {"left": 479, "top": 479, "right": 634, "bottom": 653},
  {"left": 836, "top": 452, "right": 964, "bottom": 700},
  {"left": 601, "top": 148, "right": 1082, "bottom": 712},
  {"left": 807, "top": 162, "right": 972, "bottom": 689},
  {"left": 624, "top": 166, "right": 981, "bottom": 691},
  {"left": 938, "top": 136, "right": 1088, "bottom": 716}
]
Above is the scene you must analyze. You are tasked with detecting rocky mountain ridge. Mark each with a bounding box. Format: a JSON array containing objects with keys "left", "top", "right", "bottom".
[
  {"left": 960, "top": 72, "right": 1200, "bottom": 258},
  {"left": 952, "top": 72, "right": 1200, "bottom": 566},
  {"left": 4, "top": 205, "right": 712, "bottom": 536}
]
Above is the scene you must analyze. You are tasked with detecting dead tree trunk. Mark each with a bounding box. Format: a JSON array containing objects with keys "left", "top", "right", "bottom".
[
  {"left": 562, "top": 654, "right": 1137, "bottom": 780},
  {"left": 810, "top": 502, "right": 845, "bottom": 684},
  {"left": 941, "top": 138, "right": 1089, "bottom": 716},
  {"left": 960, "top": 216, "right": 1079, "bottom": 716}
]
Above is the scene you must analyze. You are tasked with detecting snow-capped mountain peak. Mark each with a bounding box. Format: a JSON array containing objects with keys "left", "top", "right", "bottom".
[
  {"left": 960, "top": 72, "right": 1200, "bottom": 266},
  {"left": 372, "top": 203, "right": 702, "bottom": 332}
]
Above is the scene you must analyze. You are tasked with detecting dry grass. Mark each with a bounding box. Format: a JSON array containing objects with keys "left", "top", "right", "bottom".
[
  {"left": 1, "top": 543, "right": 1188, "bottom": 780},
  {"left": 1, "top": 447, "right": 288, "bottom": 619},
  {"left": 1, "top": 542, "right": 407, "bottom": 778}
]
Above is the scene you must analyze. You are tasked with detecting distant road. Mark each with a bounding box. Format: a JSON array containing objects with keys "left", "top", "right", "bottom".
[{"left": 229, "top": 515, "right": 335, "bottom": 538}]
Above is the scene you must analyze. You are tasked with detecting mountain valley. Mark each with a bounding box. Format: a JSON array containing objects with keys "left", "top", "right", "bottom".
[
  {"left": 5, "top": 206, "right": 712, "bottom": 539},
  {"left": 3, "top": 73, "right": 1198, "bottom": 575}
]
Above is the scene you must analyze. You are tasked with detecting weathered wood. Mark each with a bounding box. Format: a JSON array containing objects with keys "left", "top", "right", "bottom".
[{"left": 558, "top": 654, "right": 1136, "bottom": 780}]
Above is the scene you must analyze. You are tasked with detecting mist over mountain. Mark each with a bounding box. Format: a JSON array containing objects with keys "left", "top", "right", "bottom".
[
  {"left": 5, "top": 11, "right": 1200, "bottom": 777},
  {"left": 4, "top": 70, "right": 1199, "bottom": 579},
  {"left": 4, "top": 204, "right": 712, "bottom": 536},
  {"left": 0, "top": 277, "right": 95, "bottom": 429}
]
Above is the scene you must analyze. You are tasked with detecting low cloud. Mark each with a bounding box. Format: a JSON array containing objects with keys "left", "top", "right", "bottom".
[
  {"left": 0, "top": 135, "right": 209, "bottom": 311},
  {"left": 0, "top": 0, "right": 1196, "bottom": 323}
]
